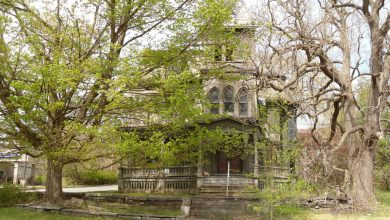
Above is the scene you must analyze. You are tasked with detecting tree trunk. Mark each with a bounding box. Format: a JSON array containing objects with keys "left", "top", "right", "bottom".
[
  {"left": 45, "top": 158, "right": 63, "bottom": 203},
  {"left": 350, "top": 145, "right": 376, "bottom": 208}
]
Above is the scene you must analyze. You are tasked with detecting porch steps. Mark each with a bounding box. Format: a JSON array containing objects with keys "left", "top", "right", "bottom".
[
  {"left": 189, "top": 197, "right": 254, "bottom": 219},
  {"left": 199, "top": 176, "right": 256, "bottom": 197}
]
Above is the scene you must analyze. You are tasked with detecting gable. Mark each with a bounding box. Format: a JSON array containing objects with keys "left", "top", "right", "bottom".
[{"left": 199, "top": 117, "right": 255, "bottom": 132}]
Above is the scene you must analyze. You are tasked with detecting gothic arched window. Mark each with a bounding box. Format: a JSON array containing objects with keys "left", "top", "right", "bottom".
[
  {"left": 208, "top": 88, "right": 220, "bottom": 114},
  {"left": 238, "top": 88, "right": 248, "bottom": 116},
  {"left": 223, "top": 86, "right": 234, "bottom": 113}
]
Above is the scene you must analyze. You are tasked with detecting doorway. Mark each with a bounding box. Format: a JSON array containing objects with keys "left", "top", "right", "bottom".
[{"left": 216, "top": 151, "right": 243, "bottom": 174}]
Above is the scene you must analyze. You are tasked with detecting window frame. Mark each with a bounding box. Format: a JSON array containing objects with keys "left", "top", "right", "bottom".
[
  {"left": 223, "top": 86, "right": 235, "bottom": 113},
  {"left": 208, "top": 87, "right": 220, "bottom": 114},
  {"left": 238, "top": 88, "right": 248, "bottom": 116}
]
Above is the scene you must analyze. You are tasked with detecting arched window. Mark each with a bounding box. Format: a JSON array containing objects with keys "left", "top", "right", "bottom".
[
  {"left": 238, "top": 89, "right": 248, "bottom": 116},
  {"left": 223, "top": 86, "right": 234, "bottom": 113},
  {"left": 208, "top": 88, "right": 220, "bottom": 114}
]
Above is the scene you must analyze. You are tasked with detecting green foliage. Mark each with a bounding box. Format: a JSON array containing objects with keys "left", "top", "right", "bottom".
[
  {"left": 250, "top": 179, "right": 317, "bottom": 220},
  {"left": 77, "top": 170, "right": 118, "bottom": 185},
  {"left": 33, "top": 175, "right": 46, "bottom": 185},
  {"left": 376, "top": 138, "right": 390, "bottom": 191},
  {"left": 65, "top": 169, "right": 117, "bottom": 186},
  {"left": 271, "top": 204, "right": 307, "bottom": 219},
  {"left": 0, "top": 0, "right": 237, "bottom": 199},
  {"left": 0, "top": 184, "right": 36, "bottom": 207}
]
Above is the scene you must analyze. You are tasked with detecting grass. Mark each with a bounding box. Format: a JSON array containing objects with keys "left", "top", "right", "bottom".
[
  {"left": 256, "top": 190, "right": 390, "bottom": 220},
  {"left": 0, "top": 207, "right": 105, "bottom": 220},
  {"left": 97, "top": 201, "right": 181, "bottom": 216},
  {"left": 302, "top": 190, "right": 390, "bottom": 220},
  {"left": 0, "top": 202, "right": 181, "bottom": 220}
]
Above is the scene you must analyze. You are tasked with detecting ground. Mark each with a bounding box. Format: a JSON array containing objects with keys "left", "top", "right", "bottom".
[
  {"left": 0, "top": 207, "right": 99, "bottom": 220},
  {"left": 1, "top": 187, "right": 389, "bottom": 219}
]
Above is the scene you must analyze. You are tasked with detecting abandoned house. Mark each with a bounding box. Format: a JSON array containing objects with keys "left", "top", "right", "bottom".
[{"left": 118, "top": 13, "right": 297, "bottom": 196}]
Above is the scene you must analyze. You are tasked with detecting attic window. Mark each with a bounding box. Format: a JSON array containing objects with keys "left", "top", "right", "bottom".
[
  {"left": 226, "top": 45, "right": 234, "bottom": 61},
  {"left": 214, "top": 45, "right": 222, "bottom": 61}
]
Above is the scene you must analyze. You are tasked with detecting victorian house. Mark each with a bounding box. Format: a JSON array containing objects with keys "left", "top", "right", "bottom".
[{"left": 118, "top": 13, "right": 297, "bottom": 195}]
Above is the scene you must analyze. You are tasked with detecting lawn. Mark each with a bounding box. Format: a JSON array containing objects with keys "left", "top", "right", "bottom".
[
  {"left": 96, "top": 201, "right": 181, "bottom": 216},
  {"left": 0, "top": 207, "right": 105, "bottom": 220},
  {"left": 265, "top": 190, "right": 390, "bottom": 220}
]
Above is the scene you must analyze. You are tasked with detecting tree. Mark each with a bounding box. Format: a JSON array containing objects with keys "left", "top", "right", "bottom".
[
  {"left": 253, "top": 0, "right": 390, "bottom": 208},
  {"left": 0, "top": 0, "right": 235, "bottom": 203}
]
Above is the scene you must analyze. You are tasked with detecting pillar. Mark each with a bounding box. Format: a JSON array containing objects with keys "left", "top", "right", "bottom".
[
  {"left": 196, "top": 153, "right": 203, "bottom": 188},
  {"left": 13, "top": 162, "right": 19, "bottom": 184},
  {"left": 253, "top": 133, "right": 259, "bottom": 187}
]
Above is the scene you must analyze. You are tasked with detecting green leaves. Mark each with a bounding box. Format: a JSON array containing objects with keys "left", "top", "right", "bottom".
[{"left": 0, "top": 0, "right": 236, "bottom": 169}]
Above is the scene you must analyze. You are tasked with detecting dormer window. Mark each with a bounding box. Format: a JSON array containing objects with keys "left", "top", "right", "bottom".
[
  {"left": 214, "top": 45, "right": 222, "bottom": 61},
  {"left": 225, "top": 45, "right": 234, "bottom": 61},
  {"left": 223, "top": 86, "right": 234, "bottom": 113},
  {"left": 213, "top": 45, "right": 235, "bottom": 62},
  {"left": 238, "top": 89, "right": 248, "bottom": 116},
  {"left": 209, "top": 88, "right": 220, "bottom": 114}
]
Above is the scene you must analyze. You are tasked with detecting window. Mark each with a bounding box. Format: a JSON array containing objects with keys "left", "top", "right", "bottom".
[
  {"left": 226, "top": 45, "right": 234, "bottom": 61},
  {"left": 214, "top": 45, "right": 222, "bottom": 61},
  {"left": 238, "top": 89, "right": 248, "bottom": 116},
  {"left": 223, "top": 86, "right": 234, "bottom": 113},
  {"left": 209, "top": 88, "right": 219, "bottom": 114}
]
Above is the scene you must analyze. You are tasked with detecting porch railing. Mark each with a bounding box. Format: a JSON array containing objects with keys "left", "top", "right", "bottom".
[
  {"left": 119, "top": 166, "right": 197, "bottom": 178},
  {"left": 118, "top": 166, "right": 197, "bottom": 193},
  {"left": 259, "top": 166, "right": 290, "bottom": 178}
]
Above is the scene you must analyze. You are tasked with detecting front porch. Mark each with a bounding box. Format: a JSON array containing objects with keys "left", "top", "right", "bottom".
[
  {"left": 118, "top": 118, "right": 291, "bottom": 194},
  {"left": 118, "top": 165, "right": 290, "bottom": 194}
]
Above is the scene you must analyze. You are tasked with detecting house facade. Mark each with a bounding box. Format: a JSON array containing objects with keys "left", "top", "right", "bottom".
[
  {"left": 118, "top": 18, "right": 297, "bottom": 195},
  {"left": 0, "top": 149, "right": 45, "bottom": 185}
]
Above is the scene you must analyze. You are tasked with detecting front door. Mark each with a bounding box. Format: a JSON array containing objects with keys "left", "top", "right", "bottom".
[{"left": 216, "top": 151, "right": 242, "bottom": 174}]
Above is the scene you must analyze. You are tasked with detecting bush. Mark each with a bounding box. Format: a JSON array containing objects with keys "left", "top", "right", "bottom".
[
  {"left": 0, "top": 184, "right": 35, "bottom": 207},
  {"left": 376, "top": 165, "right": 390, "bottom": 191},
  {"left": 376, "top": 139, "right": 390, "bottom": 191},
  {"left": 33, "top": 175, "right": 46, "bottom": 185},
  {"left": 79, "top": 170, "right": 117, "bottom": 185}
]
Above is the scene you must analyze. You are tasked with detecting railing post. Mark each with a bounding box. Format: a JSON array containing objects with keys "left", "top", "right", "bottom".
[
  {"left": 118, "top": 167, "right": 124, "bottom": 192},
  {"left": 226, "top": 160, "right": 230, "bottom": 198},
  {"left": 157, "top": 169, "right": 165, "bottom": 192},
  {"left": 196, "top": 153, "right": 203, "bottom": 189}
]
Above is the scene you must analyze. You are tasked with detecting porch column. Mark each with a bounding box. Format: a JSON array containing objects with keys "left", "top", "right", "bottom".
[
  {"left": 13, "top": 162, "right": 19, "bottom": 184},
  {"left": 253, "top": 133, "right": 259, "bottom": 177},
  {"left": 253, "top": 133, "right": 259, "bottom": 187},
  {"left": 219, "top": 98, "right": 223, "bottom": 114},
  {"left": 196, "top": 153, "right": 204, "bottom": 188}
]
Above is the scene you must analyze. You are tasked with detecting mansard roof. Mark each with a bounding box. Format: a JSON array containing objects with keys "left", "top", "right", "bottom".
[
  {"left": 198, "top": 117, "right": 257, "bottom": 132},
  {"left": 121, "top": 116, "right": 260, "bottom": 134},
  {"left": 200, "top": 62, "right": 257, "bottom": 75}
]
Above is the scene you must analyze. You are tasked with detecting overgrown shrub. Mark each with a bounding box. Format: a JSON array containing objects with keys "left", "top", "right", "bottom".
[
  {"left": 376, "top": 165, "right": 390, "bottom": 191},
  {"left": 78, "top": 170, "right": 117, "bottom": 185},
  {"left": 0, "top": 184, "right": 36, "bottom": 207},
  {"left": 250, "top": 179, "right": 317, "bottom": 220},
  {"left": 376, "top": 139, "right": 390, "bottom": 191}
]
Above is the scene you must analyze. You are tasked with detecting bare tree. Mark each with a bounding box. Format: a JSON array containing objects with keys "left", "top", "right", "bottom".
[{"left": 253, "top": 0, "right": 390, "bottom": 208}]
